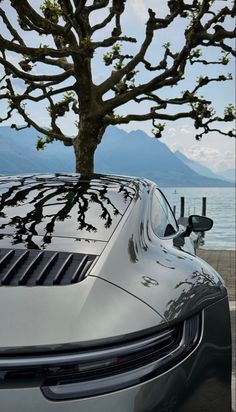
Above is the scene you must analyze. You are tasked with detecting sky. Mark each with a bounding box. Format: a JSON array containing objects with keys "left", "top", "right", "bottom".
[{"left": 0, "top": 0, "right": 235, "bottom": 172}]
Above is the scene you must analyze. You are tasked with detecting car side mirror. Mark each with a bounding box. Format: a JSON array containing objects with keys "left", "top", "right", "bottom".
[{"left": 183, "top": 215, "right": 213, "bottom": 237}]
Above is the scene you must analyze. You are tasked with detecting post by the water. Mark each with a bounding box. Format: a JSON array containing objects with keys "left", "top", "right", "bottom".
[{"left": 176, "top": 196, "right": 207, "bottom": 218}]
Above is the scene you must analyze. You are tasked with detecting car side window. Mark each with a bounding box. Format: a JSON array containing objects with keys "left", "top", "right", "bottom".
[{"left": 151, "top": 189, "right": 178, "bottom": 237}]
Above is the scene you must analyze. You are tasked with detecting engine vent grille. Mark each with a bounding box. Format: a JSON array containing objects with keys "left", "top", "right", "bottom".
[{"left": 0, "top": 249, "right": 96, "bottom": 286}]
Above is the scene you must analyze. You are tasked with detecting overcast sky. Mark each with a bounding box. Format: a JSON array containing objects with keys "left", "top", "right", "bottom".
[{"left": 0, "top": 0, "right": 235, "bottom": 172}]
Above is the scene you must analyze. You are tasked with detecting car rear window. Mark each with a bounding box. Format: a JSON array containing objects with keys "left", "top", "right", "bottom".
[{"left": 0, "top": 177, "right": 135, "bottom": 243}]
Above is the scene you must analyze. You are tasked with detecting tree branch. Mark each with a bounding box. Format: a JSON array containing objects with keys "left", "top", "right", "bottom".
[
  {"left": 10, "top": 0, "right": 66, "bottom": 35},
  {"left": 98, "top": 8, "right": 160, "bottom": 96},
  {"left": 93, "top": 36, "right": 137, "bottom": 49},
  {"left": 0, "top": 35, "right": 72, "bottom": 58},
  {"left": 0, "top": 8, "right": 25, "bottom": 45},
  {"left": 92, "top": 9, "right": 115, "bottom": 33},
  {"left": 87, "top": 1, "right": 109, "bottom": 12},
  {"left": 106, "top": 110, "right": 195, "bottom": 125},
  {"left": 0, "top": 84, "right": 76, "bottom": 104},
  {"left": 5, "top": 79, "right": 73, "bottom": 146},
  {"left": 0, "top": 56, "right": 74, "bottom": 82}
]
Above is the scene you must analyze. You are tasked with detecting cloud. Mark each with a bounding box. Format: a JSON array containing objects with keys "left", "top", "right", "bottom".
[
  {"left": 130, "top": 0, "right": 167, "bottom": 22},
  {"left": 215, "top": 159, "right": 235, "bottom": 172},
  {"left": 164, "top": 140, "right": 225, "bottom": 172},
  {"left": 225, "top": 151, "right": 235, "bottom": 160},
  {"left": 180, "top": 125, "right": 191, "bottom": 135},
  {"left": 162, "top": 121, "right": 235, "bottom": 173},
  {"left": 171, "top": 144, "right": 235, "bottom": 172},
  {"left": 167, "top": 142, "right": 185, "bottom": 153},
  {"left": 130, "top": 0, "right": 149, "bottom": 22},
  {"left": 167, "top": 127, "right": 177, "bottom": 136},
  {"left": 187, "top": 146, "right": 220, "bottom": 160}
]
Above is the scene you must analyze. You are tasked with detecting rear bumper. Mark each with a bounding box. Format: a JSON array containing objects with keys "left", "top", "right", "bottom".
[{"left": 0, "top": 298, "right": 231, "bottom": 412}]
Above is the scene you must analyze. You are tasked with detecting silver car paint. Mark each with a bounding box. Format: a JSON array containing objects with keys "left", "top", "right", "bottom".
[
  {"left": 0, "top": 299, "right": 231, "bottom": 412},
  {"left": 0, "top": 275, "right": 164, "bottom": 353},
  {"left": 90, "top": 181, "right": 227, "bottom": 324}
]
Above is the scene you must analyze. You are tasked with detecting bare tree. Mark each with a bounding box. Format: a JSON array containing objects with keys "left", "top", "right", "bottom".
[{"left": 0, "top": 0, "right": 235, "bottom": 174}]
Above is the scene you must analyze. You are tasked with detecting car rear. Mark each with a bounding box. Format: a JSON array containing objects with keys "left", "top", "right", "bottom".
[
  {"left": 0, "top": 299, "right": 231, "bottom": 412},
  {"left": 0, "top": 174, "right": 232, "bottom": 411}
]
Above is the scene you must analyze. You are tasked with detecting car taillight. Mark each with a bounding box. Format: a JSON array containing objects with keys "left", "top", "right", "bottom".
[
  {"left": 0, "top": 313, "right": 202, "bottom": 400},
  {"left": 42, "top": 313, "right": 202, "bottom": 400}
]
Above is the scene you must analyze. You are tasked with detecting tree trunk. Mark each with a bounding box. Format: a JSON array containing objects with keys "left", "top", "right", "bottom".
[
  {"left": 74, "top": 140, "right": 97, "bottom": 174},
  {"left": 73, "top": 119, "right": 103, "bottom": 175}
]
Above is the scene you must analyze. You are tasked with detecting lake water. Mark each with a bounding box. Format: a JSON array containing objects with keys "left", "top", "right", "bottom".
[{"left": 162, "top": 187, "right": 235, "bottom": 251}]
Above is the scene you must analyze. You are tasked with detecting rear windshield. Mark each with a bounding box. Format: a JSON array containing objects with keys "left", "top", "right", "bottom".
[{"left": 0, "top": 177, "right": 135, "bottom": 246}]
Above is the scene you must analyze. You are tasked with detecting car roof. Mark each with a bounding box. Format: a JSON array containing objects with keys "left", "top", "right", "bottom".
[
  {"left": 0, "top": 172, "right": 140, "bottom": 187},
  {"left": 0, "top": 173, "right": 143, "bottom": 245}
]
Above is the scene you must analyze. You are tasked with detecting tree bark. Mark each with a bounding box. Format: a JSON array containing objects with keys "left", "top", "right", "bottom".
[
  {"left": 74, "top": 139, "right": 97, "bottom": 174},
  {"left": 73, "top": 118, "right": 103, "bottom": 175}
]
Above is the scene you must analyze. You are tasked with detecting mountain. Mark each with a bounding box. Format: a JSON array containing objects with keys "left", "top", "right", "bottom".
[
  {"left": 175, "top": 150, "right": 224, "bottom": 180},
  {"left": 0, "top": 125, "right": 233, "bottom": 187},
  {"left": 0, "top": 126, "right": 74, "bottom": 174},
  {"left": 216, "top": 169, "right": 235, "bottom": 182},
  {"left": 175, "top": 150, "right": 235, "bottom": 183},
  {"left": 95, "top": 128, "right": 233, "bottom": 187}
]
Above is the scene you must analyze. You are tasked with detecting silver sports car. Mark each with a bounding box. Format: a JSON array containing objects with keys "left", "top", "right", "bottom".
[{"left": 0, "top": 174, "right": 232, "bottom": 411}]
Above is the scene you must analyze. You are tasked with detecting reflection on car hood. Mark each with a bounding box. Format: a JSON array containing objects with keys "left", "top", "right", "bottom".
[{"left": 0, "top": 174, "right": 136, "bottom": 243}]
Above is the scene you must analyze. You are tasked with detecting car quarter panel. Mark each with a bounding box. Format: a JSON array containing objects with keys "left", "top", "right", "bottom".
[{"left": 90, "top": 182, "right": 227, "bottom": 325}]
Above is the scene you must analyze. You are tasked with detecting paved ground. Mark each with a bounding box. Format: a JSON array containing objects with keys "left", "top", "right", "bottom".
[
  {"left": 197, "top": 249, "right": 236, "bottom": 301},
  {"left": 197, "top": 249, "right": 236, "bottom": 411}
]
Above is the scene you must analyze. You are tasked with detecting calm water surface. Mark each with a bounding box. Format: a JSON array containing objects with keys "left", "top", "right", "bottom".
[{"left": 162, "top": 187, "right": 235, "bottom": 251}]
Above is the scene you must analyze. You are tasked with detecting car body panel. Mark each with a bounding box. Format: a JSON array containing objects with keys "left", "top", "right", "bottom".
[
  {"left": 90, "top": 181, "right": 227, "bottom": 324},
  {"left": 0, "top": 298, "right": 231, "bottom": 412},
  {"left": 0, "top": 233, "right": 106, "bottom": 255},
  {"left": 0, "top": 175, "right": 167, "bottom": 353},
  {"left": 0, "top": 274, "right": 164, "bottom": 354}
]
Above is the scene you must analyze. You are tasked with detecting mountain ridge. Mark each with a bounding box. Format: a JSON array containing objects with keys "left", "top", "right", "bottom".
[
  {"left": 175, "top": 150, "right": 235, "bottom": 182},
  {"left": 0, "top": 125, "right": 233, "bottom": 187}
]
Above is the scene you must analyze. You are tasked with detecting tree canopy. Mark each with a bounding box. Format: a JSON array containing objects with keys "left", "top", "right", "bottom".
[{"left": 0, "top": 0, "right": 235, "bottom": 174}]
